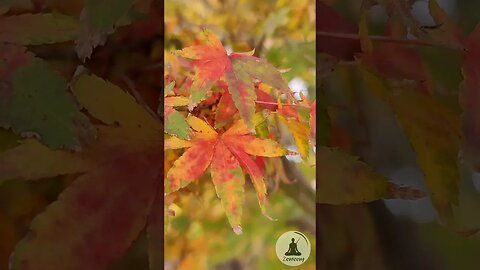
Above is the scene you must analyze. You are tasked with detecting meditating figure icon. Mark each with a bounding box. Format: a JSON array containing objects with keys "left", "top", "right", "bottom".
[{"left": 284, "top": 238, "right": 302, "bottom": 256}]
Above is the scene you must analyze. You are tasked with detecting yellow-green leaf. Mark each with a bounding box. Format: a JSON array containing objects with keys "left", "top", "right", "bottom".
[
  {"left": 72, "top": 74, "right": 159, "bottom": 133},
  {"left": 362, "top": 69, "right": 460, "bottom": 219},
  {"left": 210, "top": 141, "right": 245, "bottom": 234}
]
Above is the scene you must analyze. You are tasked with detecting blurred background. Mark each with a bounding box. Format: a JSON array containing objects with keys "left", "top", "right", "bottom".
[
  {"left": 0, "top": 0, "right": 164, "bottom": 269},
  {"left": 317, "top": 1, "right": 480, "bottom": 270}
]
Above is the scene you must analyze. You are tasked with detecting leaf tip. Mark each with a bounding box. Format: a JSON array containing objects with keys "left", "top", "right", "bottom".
[
  {"left": 261, "top": 208, "right": 276, "bottom": 221},
  {"left": 233, "top": 225, "right": 243, "bottom": 235}
]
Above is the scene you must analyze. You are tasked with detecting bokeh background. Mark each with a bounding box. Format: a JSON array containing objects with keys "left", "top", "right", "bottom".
[{"left": 317, "top": 1, "right": 480, "bottom": 270}]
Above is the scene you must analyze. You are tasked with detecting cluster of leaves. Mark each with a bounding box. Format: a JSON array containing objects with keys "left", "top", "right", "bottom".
[
  {"left": 317, "top": 0, "right": 480, "bottom": 234},
  {"left": 164, "top": 1, "right": 317, "bottom": 268},
  {"left": 164, "top": 29, "right": 316, "bottom": 234}
]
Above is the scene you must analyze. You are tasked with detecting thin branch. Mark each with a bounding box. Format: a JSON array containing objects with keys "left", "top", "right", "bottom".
[
  {"left": 316, "top": 31, "right": 464, "bottom": 51},
  {"left": 279, "top": 157, "right": 315, "bottom": 218},
  {"left": 122, "top": 76, "right": 161, "bottom": 122}
]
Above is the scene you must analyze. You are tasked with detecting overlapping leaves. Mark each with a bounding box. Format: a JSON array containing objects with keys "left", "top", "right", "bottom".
[
  {"left": 163, "top": 81, "right": 190, "bottom": 139},
  {"left": 165, "top": 115, "right": 289, "bottom": 234},
  {"left": 0, "top": 74, "right": 164, "bottom": 270},
  {"left": 175, "top": 29, "right": 289, "bottom": 128}
]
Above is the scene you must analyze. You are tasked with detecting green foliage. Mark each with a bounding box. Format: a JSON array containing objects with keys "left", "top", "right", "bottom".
[{"left": 0, "top": 46, "right": 91, "bottom": 149}]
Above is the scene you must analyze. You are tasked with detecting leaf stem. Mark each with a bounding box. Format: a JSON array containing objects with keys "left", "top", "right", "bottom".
[{"left": 316, "top": 31, "right": 464, "bottom": 51}]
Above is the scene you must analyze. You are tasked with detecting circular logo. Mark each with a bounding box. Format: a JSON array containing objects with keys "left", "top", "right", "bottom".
[{"left": 275, "top": 231, "right": 311, "bottom": 266}]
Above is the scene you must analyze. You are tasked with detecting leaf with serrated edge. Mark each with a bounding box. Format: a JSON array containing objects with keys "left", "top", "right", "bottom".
[
  {"left": 175, "top": 29, "right": 288, "bottom": 126},
  {"left": 175, "top": 29, "right": 229, "bottom": 108},
  {"left": 223, "top": 135, "right": 287, "bottom": 157},
  {"left": 225, "top": 61, "right": 257, "bottom": 128},
  {"left": 165, "top": 108, "right": 190, "bottom": 140},
  {"left": 225, "top": 143, "right": 273, "bottom": 220},
  {"left": 230, "top": 53, "right": 289, "bottom": 93},
  {"left": 165, "top": 118, "right": 287, "bottom": 231},
  {"left": 279, "top": 114, "right": 310, "bottom": 160},
  {"left": 75, "top": 0, "right": 133, "bottom": 61},
  {"left": 164, "top": 95, "right": 190, "bottom": 139},
  {"left": 211, "top": 141, "right": 245, "bottom": 234},
  {"left": 166, "top": 138, "right": 217, "bottom": 193}
]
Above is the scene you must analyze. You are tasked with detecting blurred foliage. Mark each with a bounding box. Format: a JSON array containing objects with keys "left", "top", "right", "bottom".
[{"left": 316, "top": 1, "right": 480, "bottom": 269}]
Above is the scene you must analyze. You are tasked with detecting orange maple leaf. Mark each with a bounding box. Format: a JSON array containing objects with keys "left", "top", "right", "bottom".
[
  {"left": 175, "top": 29, "right": 289, "bottom": 127},
  {"left": 165, "top": 116, "right": 289, "bottom": 234}
]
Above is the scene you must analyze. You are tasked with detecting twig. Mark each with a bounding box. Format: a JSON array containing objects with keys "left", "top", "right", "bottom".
[
  {"left": 316, "top": 31, "right": 464, "bottom": 51},
  {"left": 279, "top": 157, "right": 315, "bottom": 218},
  {"left": 122, "top": 75, "right": 161, "bottom": 122}
]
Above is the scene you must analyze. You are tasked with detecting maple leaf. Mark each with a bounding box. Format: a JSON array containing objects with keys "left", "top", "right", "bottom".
[
  {"left": 278, "top": 113, "right": 310, "bottom": 161},
  {"left": 165, "top": 115, "right": 289, "bottom": 234},
  {"left": 0, "top": 74, "right": 164, "bottom": 270},
  {"left": 75, "top": 0, "right": 133, "bottom": 61},
  {"left": 215, "top": 81, "right": 314, "bottom": 161},
  {"left": 175, "top": 29, "right": 289, "bottom": 127},
  {"left": 317, "top": 147, "right": 426, "bottom": 204},
  {"left": 276, "top": 94, "right": 313, "bottom": 161},
  {"left": 0, "top": 43, "right": 93, "bottom": 150},
  {"left": 362, "top": 69, "right": 460, "bottom": 221},
  {"left": 214, "top": 81, "right": 278, "bottom": 128}
]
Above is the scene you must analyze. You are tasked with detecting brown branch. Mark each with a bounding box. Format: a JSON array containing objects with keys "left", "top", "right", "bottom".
[
  {"left": 316, "top": 31, "right": 464, "bottom": 51},
  {"left": 278, "top": 157, "right": 315, "bottom": 218}
]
